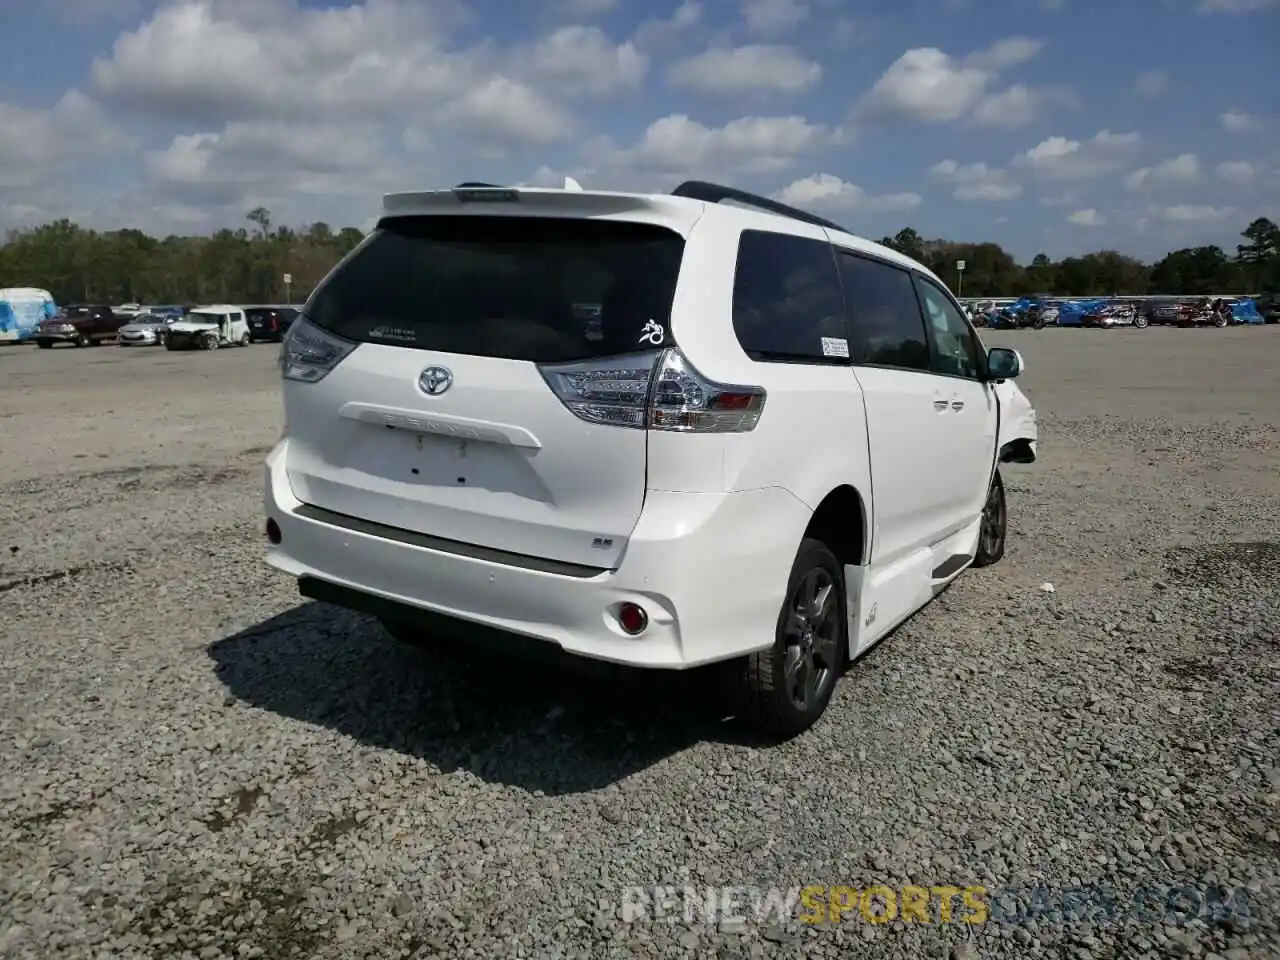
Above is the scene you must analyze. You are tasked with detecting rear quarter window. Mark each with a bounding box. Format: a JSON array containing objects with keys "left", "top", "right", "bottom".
[
  {"left": 304, "top": 216, "right": 685, "bottom": 363},
  {"left": 730, "top": 230, "right": 849, "bottom": 364}
]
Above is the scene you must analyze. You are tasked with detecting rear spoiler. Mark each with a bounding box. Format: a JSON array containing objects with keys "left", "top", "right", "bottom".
[{"left": 379, "top": 183, "right": 702, "bottom": 224}]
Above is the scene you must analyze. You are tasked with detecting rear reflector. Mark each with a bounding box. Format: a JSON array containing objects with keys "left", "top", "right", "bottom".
[{"left": 618, "top": 602, "right": 648, "bottom": 635}]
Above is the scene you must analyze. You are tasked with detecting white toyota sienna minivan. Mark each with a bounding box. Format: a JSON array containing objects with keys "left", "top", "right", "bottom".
[{"left": 265, "top": 180, "right": 1037, "bottom": 737}]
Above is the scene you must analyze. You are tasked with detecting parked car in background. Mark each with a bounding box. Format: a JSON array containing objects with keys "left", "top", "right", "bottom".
[
  {"left": 1138, "top": 298, "right": 1180, "bottom": 326},
  {"left": 117, "top": 312, "right": 171, "bottom": 346},
  {"left": 1082, "top": 301, "right": 1137, "bottom": 328},
  {"left": 34, "top": 304, "right": 124, "bottom": 348},
  {"left": 1255, "top": 293, "right": 1279, "bottom": 323},
  {"left": 245, "top": 305, "right": 299, "bottom": 343},
  {"left": 164, "top": 305, "right": 252, "bottom": 350}
]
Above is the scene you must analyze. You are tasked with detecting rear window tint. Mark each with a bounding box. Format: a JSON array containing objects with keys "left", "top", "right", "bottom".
[
  {"left": 731, "top": 230, "right": 849, "bottom": 364},
  {"left": 304, "top": 216, "right": 685, "bottom": 362}
]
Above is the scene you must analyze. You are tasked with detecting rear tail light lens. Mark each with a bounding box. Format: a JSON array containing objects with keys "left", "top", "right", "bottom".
[
  {"left": 279, "top": 316, "right": 356, "bottom": 383},
  {"left": 539, "top": 347, "right": 766, "bottom": 433}
]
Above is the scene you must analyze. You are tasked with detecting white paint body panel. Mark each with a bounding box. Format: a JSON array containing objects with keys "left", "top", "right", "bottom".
[{"left": 266, "top": 186, "right": 1039, "bottom": 669}]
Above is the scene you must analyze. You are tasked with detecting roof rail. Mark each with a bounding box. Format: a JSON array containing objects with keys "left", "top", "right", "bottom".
[
  {"left": 454, "top": 181, "right": 503, "bottom": 188},
  {"left": 670, "top": 180, "right": 848, "bottom": 233}
]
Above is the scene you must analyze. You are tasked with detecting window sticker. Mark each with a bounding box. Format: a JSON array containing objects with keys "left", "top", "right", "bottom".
[
  {"left": 820, "top": 336, "right": 849, "bottom": 358},
  {"left": 638, "top": 319, "right": 665, "bottom": 345}
]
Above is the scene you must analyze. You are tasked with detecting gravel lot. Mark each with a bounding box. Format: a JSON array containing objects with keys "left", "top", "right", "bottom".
[{"left": 2, "top": 329, "right": 1277, "bottom": 960}]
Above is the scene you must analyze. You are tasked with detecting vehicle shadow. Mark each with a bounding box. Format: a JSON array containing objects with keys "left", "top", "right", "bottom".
[{"left": 208, "top": 602, "right": 771, "bottom": 795}]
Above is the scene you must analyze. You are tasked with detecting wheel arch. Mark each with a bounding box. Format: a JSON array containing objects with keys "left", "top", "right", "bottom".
[{"left": 802, "top": 484, "right": 869, "bottom": 568}]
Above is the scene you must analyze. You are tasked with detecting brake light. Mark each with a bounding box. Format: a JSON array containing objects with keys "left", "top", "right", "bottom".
[
  {"left": 539, "top": 347, "right": 765, "bottom": 433},
  {"left": 279, "top": 316, "right": 356, "bottom": 383}
]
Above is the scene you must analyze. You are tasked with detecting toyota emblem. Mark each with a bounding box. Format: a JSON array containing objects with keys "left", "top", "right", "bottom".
[{"left": 418, "top": 366, "right": 453, "bottom": 396}]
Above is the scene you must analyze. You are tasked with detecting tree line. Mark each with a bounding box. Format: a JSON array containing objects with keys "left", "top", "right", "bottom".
[{"left": 1, "top": 207, "right": 1277, "bottom": 305}]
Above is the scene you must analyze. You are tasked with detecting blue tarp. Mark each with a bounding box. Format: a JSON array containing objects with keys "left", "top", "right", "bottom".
[
  {"left": 0, "top": 288, "right": 58, "bottom": 342},
  {"left": 1232, "top": 298, "right": 1264, "bottom": 324}
]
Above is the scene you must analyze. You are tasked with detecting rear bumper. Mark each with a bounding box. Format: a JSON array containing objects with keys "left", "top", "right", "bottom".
[{"left": 263, "top": 439, "right": 808, "bottom": 669}]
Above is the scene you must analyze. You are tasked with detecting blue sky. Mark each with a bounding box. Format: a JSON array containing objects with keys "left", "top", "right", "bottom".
[{"left": 0, "top": 0, "right": 1277, "bottom": 262}]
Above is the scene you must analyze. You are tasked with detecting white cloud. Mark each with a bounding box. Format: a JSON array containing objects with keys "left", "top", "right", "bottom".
[
  {"left": 970, "top": 84, "right": 1073, "bottom": 128},
  {"left": 667, "top": 45, "right": 821, "bottom": 97},
  {"left": 1014, "top": 129, "right": 1141, "bottom": 181},
  {"left": 90, "top": 1, "right": 485, "bottom": 123},
  {"left": 1067, "top": 208, "right": 1103, "bottom": 226},
  {"left": 0, "top": 90, "right": 128, "bottom": 189},
  {"left": 1133, "top": 70, "right": 1168, "bottom": 96},
  {"left": 773, "top": 173, "right": 921, "bottom": 212},
  {"left": 930, "top": 159, "right": 1023, "bottom": 201},
  {"left": 1215, "top": 160, "right": 1258, "bottom": 184},
  {"left": 1220, "top": 110, "right": 1258, "bottom": 132},
  {"left": 439, "top": 76, "right": 577, "bottom": 145},
  {"left": 524, "top": 26, "right": 649, "bottom": 99},
  {"left": 144, "top": 121, "right": 390, "bottom": 205},
  {"left": 1159, "top": 204, "right": 1235, "bottom": 223},
  {"left": 741, "top": 0, "right": 809, "bottom": 35},
  {"left": 633, "top": 1, "right": 705, "bottom": 51},
  {"left": 585, "top": 114, "right": 841, "bottom": 181},
  {"left": 1123, "top": 153, "right": 1200, "bottom": 189},
  {"left": 857, "top": 37, "right": 1055, "bottom": 127},
  {"left": 964, "top": 37, "right": 1045, "bottom": 71},
  {"left": 860, "top": 48, "right": 989, "bottom": 122}
]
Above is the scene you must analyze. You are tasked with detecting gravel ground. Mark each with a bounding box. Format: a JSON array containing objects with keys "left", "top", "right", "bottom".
[{"left": 1, "top": 328, "right": 1277, "bottom": 960}]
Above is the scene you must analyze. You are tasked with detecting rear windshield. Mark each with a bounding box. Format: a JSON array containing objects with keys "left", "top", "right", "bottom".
[{"left": 304, "top": 216, "right": 685, "bottom": 362}]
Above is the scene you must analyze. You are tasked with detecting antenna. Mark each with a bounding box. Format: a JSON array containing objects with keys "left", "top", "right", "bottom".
[
  {"left": 563, "top": 176, "right": 584, "bottom": 191},
  {"left": 670, "top": 180, "right": 848, "bottom": 233}
]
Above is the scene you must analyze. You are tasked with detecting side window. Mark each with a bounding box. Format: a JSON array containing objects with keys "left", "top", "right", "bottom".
[
  {"left": 731, "top": 230, "right": 849, "bottom": 363},
  {"left": 836, "top": 253, "right": 930, "bottom": 372},
  {"left": 913, "top": 277, "right": 983, "bottom": 379}
]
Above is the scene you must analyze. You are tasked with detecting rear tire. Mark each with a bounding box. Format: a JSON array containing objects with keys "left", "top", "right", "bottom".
[
  {"left": 76, "top": 332, "right": 91, "bottom": 347},
  {"left": 729, "top": 537, "right": 847, "bottom": 738},
  {"left": 1134, "top": 313, "right": 1149, "bottom": 329},
  {"left": 972, "top": 470, "right": 1007, "bottom": 568},
  {"left": 238, "top": 332, "right": 250, "bottom": 347}
]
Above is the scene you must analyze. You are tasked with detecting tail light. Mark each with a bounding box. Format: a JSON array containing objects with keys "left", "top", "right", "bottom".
[
  {"left": 279, "top": 316, "right": 356, "bottom": 383},
  {"left": 539, "top": 347, "right": 766, "bottom": 433}
]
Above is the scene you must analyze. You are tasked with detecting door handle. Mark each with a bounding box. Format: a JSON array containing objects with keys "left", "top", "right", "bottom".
[
  {"left": 933, "top": 398, "right": 949, "bottom": 411},
  {"left": 950, "top": 399, "right": 965, "bottom": 411}
]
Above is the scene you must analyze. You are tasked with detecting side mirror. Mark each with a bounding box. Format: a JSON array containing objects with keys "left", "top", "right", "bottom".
[{"left": 985, "top": 346, "right": 1023, "bottom": 381}]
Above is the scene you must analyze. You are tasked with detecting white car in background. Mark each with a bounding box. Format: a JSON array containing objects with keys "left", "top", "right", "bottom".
[
  {"left": 264, "top": 180, "right": 1039, "bottom": 737},
  {"left": 164, "top": 305, "right": 251, "bottom": 350}
]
